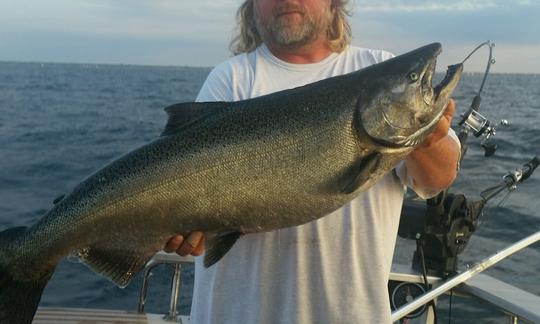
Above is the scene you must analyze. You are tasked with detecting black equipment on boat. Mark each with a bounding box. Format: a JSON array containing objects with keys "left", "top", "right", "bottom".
[{"left": 398, "top": 156, "right": 538, "bottom": 277}]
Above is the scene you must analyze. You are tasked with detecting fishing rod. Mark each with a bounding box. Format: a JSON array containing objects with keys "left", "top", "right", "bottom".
[
  {"left": 481, "top": 156, "right": 539, "bottom": 201},
  {"left": 457, "top": 41, "right": 504, "bottom": 157}
]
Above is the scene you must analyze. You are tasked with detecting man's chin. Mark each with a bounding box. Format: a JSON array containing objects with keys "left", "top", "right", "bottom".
[{"left": 272, "top": 25, "right": 313, "bottom": 45}]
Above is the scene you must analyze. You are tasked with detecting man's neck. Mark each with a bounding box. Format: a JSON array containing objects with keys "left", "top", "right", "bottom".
[{"left": 265, "top": 38, "right": 333, "bottom": 64}]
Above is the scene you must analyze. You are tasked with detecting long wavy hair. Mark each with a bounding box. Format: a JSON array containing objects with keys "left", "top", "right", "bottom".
[{"left": 230, "top": 0, "right": 352, "bottom": 55}]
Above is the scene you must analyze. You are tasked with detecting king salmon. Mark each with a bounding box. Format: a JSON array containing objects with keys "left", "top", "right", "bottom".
[{"left": 0, "top": 42, "right": 462, "bottom": 323}]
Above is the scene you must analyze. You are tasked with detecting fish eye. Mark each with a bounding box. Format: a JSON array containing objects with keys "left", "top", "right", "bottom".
[{"left": 408, "top": 72, "right": 419, "bottom": 82}]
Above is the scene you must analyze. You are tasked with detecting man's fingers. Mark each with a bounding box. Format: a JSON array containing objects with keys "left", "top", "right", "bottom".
[
  {"left": 164, "top": 232, "right": 205, "bottom": 256},
  {"left": 417, "top": 99, "right": 457, "bottom": 149},
  {"left": 443, "top": 99, "right": 456, "bottom": 122},
  {"left": 164, "top": 234, "right": 184, "bottom": 253},
  {"left": 191, "top": 235, "right": 206, "bottom": 256},
  {"left": 178, "top": 231, "right": 205, "bottom": 256}
]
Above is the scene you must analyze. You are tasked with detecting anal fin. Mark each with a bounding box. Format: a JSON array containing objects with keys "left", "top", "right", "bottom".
[
  {"left": 204, "top": 232, "right": 242, "bottom": 268},
  {"left": 76, "top": 246, "right": 155, "bottom": 288}
]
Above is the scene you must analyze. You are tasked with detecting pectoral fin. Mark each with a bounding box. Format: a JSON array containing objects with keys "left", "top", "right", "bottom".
[
  {"left": 341, "top": 152, "right": 382, "bottom": 194},
  {"left": 204, "top": 232, "right": 242, "bottom": 268}
]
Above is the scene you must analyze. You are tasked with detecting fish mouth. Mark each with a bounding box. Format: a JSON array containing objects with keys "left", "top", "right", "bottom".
[
  {"left": 432, "top": 63, "right": 463, "bottom": 102},
  {"left": 421, "top": 48, "right": 463, "bottom": 106}
]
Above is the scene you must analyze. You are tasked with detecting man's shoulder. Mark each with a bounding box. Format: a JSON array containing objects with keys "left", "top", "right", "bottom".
[
  {"left": 197, "top": 52, "right": 256, "bottom": 101},
  {"left": 344, "top": 45, "right": 395, "bottom": 65},
  {"left": 209, "top": 51, "right": 255, "bottom": 79}
]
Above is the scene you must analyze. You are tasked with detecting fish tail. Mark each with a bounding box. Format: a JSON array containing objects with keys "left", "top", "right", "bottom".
[{"left": 0, "top": 226, "right": 55, "bottom": 324}]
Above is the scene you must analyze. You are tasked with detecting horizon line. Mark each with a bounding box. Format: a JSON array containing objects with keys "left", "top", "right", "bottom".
[{"left": 1, "top": 59, "right": 538, "bottom": 76}]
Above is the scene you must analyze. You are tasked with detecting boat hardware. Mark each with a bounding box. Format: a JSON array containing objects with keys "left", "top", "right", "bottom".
[
  {"left": 138, "top": 253, "right": 194, "bottom": 323},
  {"left": 391, "top": 230, "right": 540, "bottom": 322}
]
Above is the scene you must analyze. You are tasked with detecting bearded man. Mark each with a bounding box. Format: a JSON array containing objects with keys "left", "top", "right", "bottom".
[{"left": 164, "top": 0, "right": 460, "bottom": 323}]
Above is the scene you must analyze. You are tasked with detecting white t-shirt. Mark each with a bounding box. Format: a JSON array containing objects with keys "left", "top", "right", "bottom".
[{"left": 190, "top": 44, "right": 449, "bottom": 324}]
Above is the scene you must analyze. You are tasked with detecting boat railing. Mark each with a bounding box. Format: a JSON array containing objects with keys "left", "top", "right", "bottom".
[
  {"left": 137, "top": 252, "right": 194, "bottom": 322},
  {"left": 139, "top": 237, "right": 540, "bottom": 324}
]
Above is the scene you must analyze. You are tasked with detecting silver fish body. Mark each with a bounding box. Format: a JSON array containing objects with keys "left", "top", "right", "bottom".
[{"left": 0, "top": 43, "right": 462, "bottom": 323}]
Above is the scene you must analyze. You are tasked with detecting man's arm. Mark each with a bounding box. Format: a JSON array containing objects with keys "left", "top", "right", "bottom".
[{"left": 405, "top": 99, "right": 460, "bottom": 193}]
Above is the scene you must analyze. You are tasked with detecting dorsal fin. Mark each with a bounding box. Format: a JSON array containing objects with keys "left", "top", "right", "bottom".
[
  {"left": 161, "top": 101, "right": 229, "bottom": 136},
  {"left": 53, "top": 194, "right": 65, "bottom": 205}
]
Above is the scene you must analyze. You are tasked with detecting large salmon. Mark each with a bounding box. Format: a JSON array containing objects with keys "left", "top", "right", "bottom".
[{"left": 0, "top": 43, "right": 462, "bottom": 323}]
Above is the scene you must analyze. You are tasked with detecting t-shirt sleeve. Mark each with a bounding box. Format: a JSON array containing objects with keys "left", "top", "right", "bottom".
[
  {"left": 196, "top": 63, "right": 236, "bottom": 102},
  {"left": 395, "top": 127, "right": 461, "bottom": 199}
]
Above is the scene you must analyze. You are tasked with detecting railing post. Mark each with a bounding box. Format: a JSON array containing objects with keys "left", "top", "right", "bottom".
[
  {"left": 163, "top": 263, "right": 183, "bottom": 322},
  {"left": 508, "top": 315, "right": 518, "bottom": 324},
  {"left": 138, "top": 261, "right": 159, "bottom": 313}
]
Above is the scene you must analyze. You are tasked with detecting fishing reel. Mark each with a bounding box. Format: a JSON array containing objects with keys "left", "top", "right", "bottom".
[
  {"left": 458, "top": 95, "right": 509, "bottom": 157},
  {"left": 456, "top": 41, "right": 509, "bottom": 157}
]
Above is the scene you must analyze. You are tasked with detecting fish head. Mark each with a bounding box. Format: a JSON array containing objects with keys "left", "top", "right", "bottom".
[{"left": 359, "top": 42, "right": 463, "bottom": 147}]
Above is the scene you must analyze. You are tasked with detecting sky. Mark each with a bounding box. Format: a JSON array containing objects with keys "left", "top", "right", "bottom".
[{"left": 0, "top": 0, "right": 539, "bottom": 73}]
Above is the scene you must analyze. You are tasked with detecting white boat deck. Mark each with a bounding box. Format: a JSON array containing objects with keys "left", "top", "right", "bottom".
[
  {"left": 33, "top": 307, "right": 190, "bottom": 324},
  {"left": 458, "top": 273, "right": 540, "bottom": 323}
]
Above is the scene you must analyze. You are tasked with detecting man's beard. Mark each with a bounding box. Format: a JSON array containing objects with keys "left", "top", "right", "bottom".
[{"left": 255, "top": 2, "right": 332, "bottom": 48}]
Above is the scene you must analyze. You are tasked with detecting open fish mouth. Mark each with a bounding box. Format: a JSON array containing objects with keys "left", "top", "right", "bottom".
[
  {"left": 422, "top": 54, "right": 463, "bottom": 105},
  {"left": 433, "top": 63, "right": 463, "bottom": 101}
]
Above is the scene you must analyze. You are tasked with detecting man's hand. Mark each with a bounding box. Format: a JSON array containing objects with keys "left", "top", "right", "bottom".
[
  {"left": 405, "top": 99, "right": 460, "bottom": 191},
  {"left": 418, "top": 99, "right": 455, "bottom": 149},
  {"left": 164, "top": 231, "right": 205, "bottom": 256}
]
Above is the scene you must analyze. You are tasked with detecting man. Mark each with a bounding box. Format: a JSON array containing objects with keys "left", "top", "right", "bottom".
[{"left": 165, "top": 0, "right": 460, "bottom": 322}]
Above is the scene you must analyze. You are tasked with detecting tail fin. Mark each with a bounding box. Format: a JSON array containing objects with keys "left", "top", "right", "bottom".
[{"left": 0, "top": 227, "right": 54, "bottom": 324}]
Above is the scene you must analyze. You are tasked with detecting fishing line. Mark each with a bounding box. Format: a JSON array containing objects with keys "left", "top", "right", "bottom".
[
  {"left": 447, "top": 290, "right": 453, "bottom": 324},
  {"left": 495, "top": 190, "right": 513, "bottom": 208},
  {"left": 460, "top": 41, "right": 495, "bottom": 97},
  {"left": 417, "top": 242, "right": 438, "bottom": 324},
  {"left": 460, "top": 192, "right": 512, "bottom": 254},
  {"left": 453, "top": 41, "right": 497, "bottom": 258}
]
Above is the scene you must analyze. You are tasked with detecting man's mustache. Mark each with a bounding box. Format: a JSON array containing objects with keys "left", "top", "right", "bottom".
[{"left": 273, "top": 3, "right": 306, "bottom": 17}]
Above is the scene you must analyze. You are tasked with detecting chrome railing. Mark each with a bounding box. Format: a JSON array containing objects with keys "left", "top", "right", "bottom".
[{"left": 137, "top": 252, "right": 194, "bottom": 322}]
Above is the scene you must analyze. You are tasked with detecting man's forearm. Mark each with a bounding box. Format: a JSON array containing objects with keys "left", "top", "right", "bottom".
[{"left": 405, "top": 134, "right": 460, "bottom": 192}]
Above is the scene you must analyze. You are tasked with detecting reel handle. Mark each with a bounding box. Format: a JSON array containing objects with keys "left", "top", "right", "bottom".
[{"left": 520, "top": 156, "right": 539, "bottom": 182}]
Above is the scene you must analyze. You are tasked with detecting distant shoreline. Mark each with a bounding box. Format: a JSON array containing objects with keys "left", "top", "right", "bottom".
[
  {"left": 1, "top": 60, "right": 538, "bottom": 76},
  {"left": 0, "top": 60, "right": 213, "bottom": 71}
]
